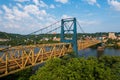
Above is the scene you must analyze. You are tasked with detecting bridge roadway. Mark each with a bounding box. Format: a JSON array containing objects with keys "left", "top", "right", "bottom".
[{"left": 0, "top": 40, "right": 100, "bottom": 78}]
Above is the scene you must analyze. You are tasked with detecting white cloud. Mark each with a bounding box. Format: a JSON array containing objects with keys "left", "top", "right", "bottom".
[
  {"left": 33, "top": 0, "right": 39, "bottom": 5},
  {"left": 24, "top": 4, "right": 47, "bottom": 18},
  {"left": 2, "top": 5, "right": 15, "bottom": 19},
  {"left": 14, "top": 0, "right": 30, "bottom": 2},
  {"left": 61, "top": 14, "right": 73, "bottom": 19},
  {"left": 40, "top": 10, "right": 47, "bottom": 15},
  {"left": 2, "top": 5, "right": 12, "bottom": 13},
  {"left": 55, "top": 0, "right": 68, "bottom": 4},
  {"left": 87, "top": 13, "right": 93, "bottom": 16},
  {"left": 108, "top": 0, "right": 120, "bottom": 11},
  {"left": 4, "top": 21, "right": 20, "bottom": 29},
  {"left": 50, "top": 4, "right": 55, "bottom": 8},
  {"left": 86, "top": 0, "right": 97, "bottom": 5},
  {"left": 85, "top": 0, "right": 100, "bottom": 8},
  {"left": 39, "top": 0, "right": 48, "bottom": 7},
  {"left": 16, "top": 3, "right": 23, "bottom": 8},
  {"left": 0, "top": 1, "right": 57, "bottom": 34},
  {"left": 78, "top": 20, "right": 100, "bottom": 26},
  {"left": 0, "top": 10, "right": 2, "bottom": 14},
  {"left": 13, "top": 7, "right": 29, "bottom": 20},
  {"left": 96, "top": 3, "right": 100, "bottom": 8},
  {"left": 24, "top": 5, "right": 39, "bottom": 14},
  {"left": 5, "top": 14, "right": 15, "bottom": 20},
  {"left": 2, "top": 5, "right": 29, "bottom": 20},
  {"left": 33, "top": 0, "right": 48, "bottom": 7}
]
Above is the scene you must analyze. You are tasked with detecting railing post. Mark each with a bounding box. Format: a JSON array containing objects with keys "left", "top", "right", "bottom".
[
  {"left": 21, "top": 50, "right": 24, "bottom": 69},
  {"left": 5, "top": 52, "right": 8, "bottom": 74},
  {"left": 32, "top": 48, "right": 35, "bottom": 65},
  {"left": 41, "top": 48, "right": 44, "bottom": 62}
]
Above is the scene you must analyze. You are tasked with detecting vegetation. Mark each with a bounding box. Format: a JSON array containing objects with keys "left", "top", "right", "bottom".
[
  {"left": 1, "top": 31, "right": 120, "bottom": 47},
  {"left": 30, "top": 56, "right": 120, "bottom": 80},
  {"left": 0, "top": 31, "right": 60, "bottom": 46}
]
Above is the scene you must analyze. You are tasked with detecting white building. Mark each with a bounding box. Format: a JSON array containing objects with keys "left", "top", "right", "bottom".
[
  {"left": 53, "top": 37, "right": 60, "bottom": 41},
  {"left": 0, "top": 38, "right": 9, "bottom": 42},
  {"left": 117, "top": 35, "right": 120, "bottom": 40},
  {"left": 102, "top": 35, "right": 107, "bottom": 40},
  {"left": 108, "top": 32, "right": 116, "bottom": 39}
]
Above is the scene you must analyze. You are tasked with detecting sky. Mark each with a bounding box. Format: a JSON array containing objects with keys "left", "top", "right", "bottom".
[{"left": 0, "top": 0, "right": 120, "bottom": 34}]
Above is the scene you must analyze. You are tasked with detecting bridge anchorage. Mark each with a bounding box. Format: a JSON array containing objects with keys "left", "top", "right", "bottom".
[{"left": 0, "top": 18, "right": 100, "bottom": 78}]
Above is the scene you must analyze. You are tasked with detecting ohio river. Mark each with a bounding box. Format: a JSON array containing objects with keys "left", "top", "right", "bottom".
[
  {"left": 78, "top": 48, "right": 120, "bottom": 58},
  {"left": 0, "top": 46, "right": 120, "bottom": 57}
]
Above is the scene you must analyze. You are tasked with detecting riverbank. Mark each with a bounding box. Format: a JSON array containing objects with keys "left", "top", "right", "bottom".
[
  {"left": 105, "top": 43, "right": 120, "bottom": 49},
  {"left": 105, "top": 39, "right": 120, "bottom": 49}
]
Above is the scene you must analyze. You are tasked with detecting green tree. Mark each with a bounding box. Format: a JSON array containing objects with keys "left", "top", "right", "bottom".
[{"left": 30, "top": 56, "right": 120, "bottom": 80}]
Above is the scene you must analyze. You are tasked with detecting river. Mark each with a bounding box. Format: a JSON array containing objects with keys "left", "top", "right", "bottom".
[
  {"left": 0, "top": 45, "right": 120, "bottom": 57},
  {"left": 78, "top": 48, "right": 120, "bottom": 58}
]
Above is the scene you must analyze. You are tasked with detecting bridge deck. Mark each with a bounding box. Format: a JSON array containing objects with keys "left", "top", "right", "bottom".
[
  {"left": 0, "top": 48, "right": 3, "bottom": 51},
  {"left": 0, "top": 40, "right": 100, "bottom": 78}
]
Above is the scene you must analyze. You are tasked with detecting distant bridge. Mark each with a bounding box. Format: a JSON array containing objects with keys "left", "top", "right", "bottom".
[{"left": 0, "top": 18, "right": 100, "bottom": 78}]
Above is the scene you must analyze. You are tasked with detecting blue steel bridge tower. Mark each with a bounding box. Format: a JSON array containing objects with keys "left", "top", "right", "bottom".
[{"left": 60, "top": 18, "right": 78, "bottom": 55}]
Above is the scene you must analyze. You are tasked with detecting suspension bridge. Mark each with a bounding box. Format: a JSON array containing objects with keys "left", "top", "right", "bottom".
[{"left": 0, "top": 18, "right": 100, "bottom": 78}]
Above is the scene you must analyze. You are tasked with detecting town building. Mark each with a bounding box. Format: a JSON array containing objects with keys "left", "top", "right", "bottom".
[
  {"left": 53, "top": 37, "right": 60, "bottom": 41},
  {"left": 108, "top": 32, "right": 116, "bottom": 39},
  {"left": 102, "top": 35, "right": 107, "bottom": 40},
  {"left": 117, "top": 35, "right": 120, "bottom": 40},
  {"left": 0, "top": 38, "right": 9, "bottom": 42}
]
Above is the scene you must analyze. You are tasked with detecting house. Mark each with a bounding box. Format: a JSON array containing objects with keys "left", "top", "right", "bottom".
[
  {"left": 102, "top": 35, "right": 107, "bottom": 40},
  {"left": 40, "top": 37, "right": 49, "bottom": 41},
  {"left": 117, "top": 35, "right": 120, "bottom": 40},
  {"left": 53, "top": 37, "right": 60, "bottom": 41}
]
